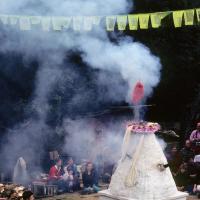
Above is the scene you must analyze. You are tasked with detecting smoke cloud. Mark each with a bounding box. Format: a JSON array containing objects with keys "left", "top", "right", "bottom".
[
  {"left": 0, "top": 0, "right": 161, "bottom": 176},
  {"left": 62, "top": 118, "right": 125, "bottom": 163}
]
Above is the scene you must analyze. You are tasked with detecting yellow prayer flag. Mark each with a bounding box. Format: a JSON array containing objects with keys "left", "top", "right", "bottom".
[
  {"left": 83, "top": 16, "right": 101, "bottom": 31},
  {"left": 128, "top": 15, "right": 138, "bottom": 30},
  {"left": 196, "top": 9, "right": 200, "bottom": 23},
  {"left": 19, "top": 16, "right": 31, "bottom": 30},
  {"left": 92, "top": 16, "right": 101, "bottom": 26},
  {"left": 151, "top": 12, "right": 170, "bottom": 28},
  {"left": 0, "top": 15, "right": 9, "bottom": 24},
  {"left": 30, "top": 16, "right": 41, "bottom": 25},
  {"left": 52, "top": 17, "right": 71, "bottom": 31},
  {"left": 83, "top": 16, "right": 94, "bottom": 31},
  {"left": 117, "top": 15, "right": 127, "bottom": 31},
  {"left": 106, "top": 16, "right": 116, "bottom": 31},
  {"left": 61, "top": 17, "right": 71, "bottom": 29},
  {"left": 9, "top": 15, "right": 19, "bottom": 25},
  {"left": 41, "top": 17, "right": 51, "bottom": 31},
  {"left": 184, "top": 9, "right": 194, "bottom": 25},
  {"left": 52, "top": 17, "right": 62, "bottom": 31},
  {"left": 139, "top": 14, "right": 149, "bottom": 29},
  {"left": 173, "top": 10, "right": 184, "bottom": 28},
  {"left": 73, "top": 16, "right": 83, "bottom": 31}
]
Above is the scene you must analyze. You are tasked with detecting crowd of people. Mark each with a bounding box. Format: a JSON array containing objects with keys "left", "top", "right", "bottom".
[
  {"left": 166, "top": 122, "right": 200, "bottom": 198},
  {"left": 48, "top": 157, "right": 103, "bottom": 195},
  {"left": 47, "top": 122, "right": 200, "bottom": 197},
  {"left": 5, "top": 122, "right": 200, "bottom": 198}
]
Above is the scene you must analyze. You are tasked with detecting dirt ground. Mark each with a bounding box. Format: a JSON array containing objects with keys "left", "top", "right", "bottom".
[
  {"left": 40, "top": 193, "right": 199, "bottom": 200},
  {"left": 38, "top": 183, "right": 199, "bottom": 200}
]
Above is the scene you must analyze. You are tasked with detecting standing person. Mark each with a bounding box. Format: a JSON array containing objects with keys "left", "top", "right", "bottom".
[
  {"left": 82, "top": 162, "right": 99, "bottom": 194},
  {"left": 189, "top": 122, "right": 200, "bottom": 154}
]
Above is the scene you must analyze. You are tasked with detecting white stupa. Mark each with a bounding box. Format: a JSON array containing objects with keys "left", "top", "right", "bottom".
[{"left": 99, "top": 122, "right": 188, "bottom": 200}]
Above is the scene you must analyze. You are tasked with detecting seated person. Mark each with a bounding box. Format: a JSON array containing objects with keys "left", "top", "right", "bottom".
[
  {"left": 8, "top": 190, "right": 18, "bottom": 200},
  {"left": 49, "top": 159, "right": 62, "bottom": 181},
  {"left": 22, "top": 191, "right": 35, "bottom": 200},
  {"left": 193, "top": 173, "right": 200, "bottom": 198},
  {"left": 82, "top": 162, "right": 100, "bottom": 194},
  {"left": 180, "top": 140, "right": 195, "bottom": 162},
  {"left": 166, "top": 146, "right": 182, "bottom": 176},
  {"left": 66, "top": 157, "right": 78, "bottom": 176},
  {"left": 66, "top": 157, "right": 80, "bottom": 190},
  {"left": 102, "top": 161, "right": 114, "bottom": 183},
  {"left": 189, "top": 122, "right": 200, "bottom": 154},
  {"left": 174, "top": 163, "right": 193, "bottom": 194},
  {"left": 187, "top": 158, "right": 198, "bottom": 190},
  {"left": 48, "top": 159, "right": 65, "bottom": 193},
  {"left": 62, "top": 166, "right": 74, "bottom": 193}
]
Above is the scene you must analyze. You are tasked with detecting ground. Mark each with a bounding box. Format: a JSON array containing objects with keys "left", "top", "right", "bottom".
[{"left": 40, "top": 193, "right": 199, "bottom": 200}]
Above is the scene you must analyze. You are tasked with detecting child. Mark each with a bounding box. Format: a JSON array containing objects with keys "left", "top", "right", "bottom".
[{"left": 62, "top": 167, "right": 74, "bottom": 192}]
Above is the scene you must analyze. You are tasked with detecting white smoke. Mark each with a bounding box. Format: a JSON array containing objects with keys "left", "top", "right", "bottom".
[
  {"left": 62, "top": 117, "right": 126, "bottom": 164},
  {"left": 79, "top": 36, "right": 161, "bottom": 101},
  {"left": 0, "top": 0, "right": 161, "bottom": 102},
  {"left": 0, "top": 0, "right": 162, "bottom": 174},
  {"left": 0, "top": 0, "right": 131, "bottom": 16}
]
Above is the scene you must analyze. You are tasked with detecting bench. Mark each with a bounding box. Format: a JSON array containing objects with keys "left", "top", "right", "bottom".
[{"left": 32, "top": 182, "right": 57, "bottom": 198}]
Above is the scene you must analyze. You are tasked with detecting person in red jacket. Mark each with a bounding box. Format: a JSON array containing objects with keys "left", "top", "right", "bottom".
[
  {"left": 49, "top": 159, "right": 65, "bottom": 193},
  {"left": 49, "top": 159, "right": 62, "bottom": 181}
]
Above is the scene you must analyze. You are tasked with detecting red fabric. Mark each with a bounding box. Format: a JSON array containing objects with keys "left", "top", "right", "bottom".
[
  {"left": 132, "top": 81, "right": 144, "bottom": 104},
  {"left": 49, "top": 165, "right": 61, "bottom": 180}
]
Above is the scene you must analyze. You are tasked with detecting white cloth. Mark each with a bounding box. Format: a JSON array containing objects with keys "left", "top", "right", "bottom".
[
  {"left": 109, "top": 131, "right": 178, "bottom": 200},
  {"left": 13, "top": 157, "right": 29, "bottom": 185}
]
